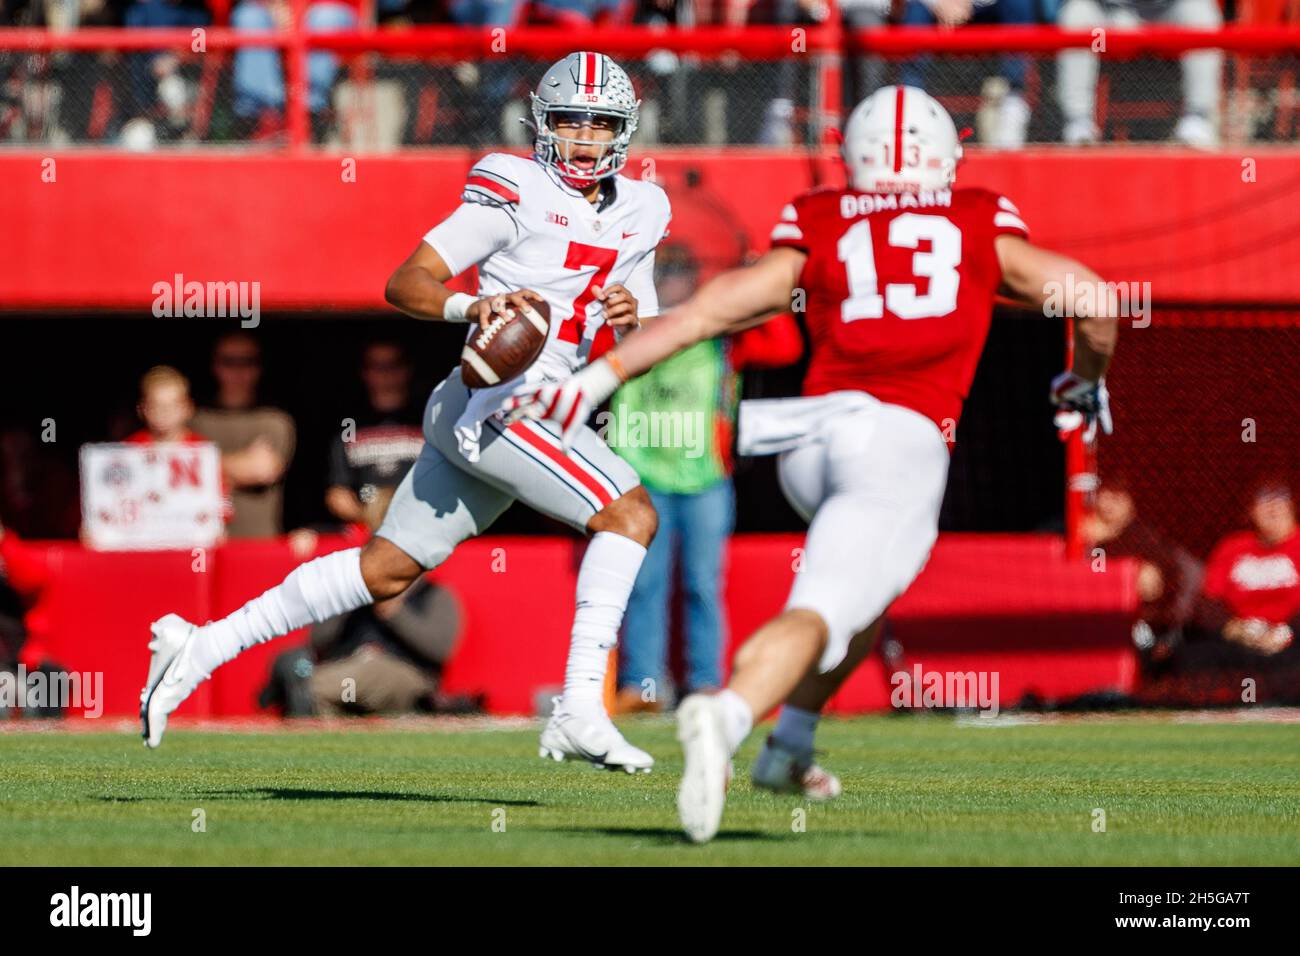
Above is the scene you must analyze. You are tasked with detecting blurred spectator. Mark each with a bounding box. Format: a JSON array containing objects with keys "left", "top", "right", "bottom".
[
  {"left": 1, "top": 0, "right": 127, "bottom": 28},
  {"left": 124, "top": 364, "right": 236, "bottom": 529},
  {"left": 191, "top": 333, "right": 296, "bottom": 538},
  {"left": 634, "top": 0, "right": 681, "bottom": 22},
  {"left": 0, "top": 524, "right": 51, "bottom": 656},
  {"left": 840, "top": 0, "right": 895, "bottom": 106},
  {"left": 1192, "top": 481, "right": 1300, "bottom": 659},
  {"left": 1082, "top": 479, "right": 1201, "bottom": 668},
  {"left": 120, "top": 0, "right": 212, "bottom": 148},
  {"left": 1057, "top": 0, "right": 1222, "bottom": 146},
  {"left": 295, "top": 572, "right": 468, "bottom": 715},
  {"left": 262, "top": 505, "right": 477, "bottom": 717},
  {"left": 445, "top": 0, "right": 530, "bottom": 145},
  {"left": 0, "top": 527, "right": 32, "bottom": 678},
  {"left": 324, "top": 340, "right": 423, "bottom": 529},
  {"left": 448, "top": 0, "right": 524, "bottom": 23},
  {"left": 125, "top": 364, "right": 206, "bottom": 445},
  {"left": 0, "top": 428, "right": 80, "bottom": 539},
  {"left": 760, "top": 0, "right": 833, "bottom": 146},
  {"left": 0, "top": 522, "right": 66, "bottom": 718},
  {"left": 899, "top": 0, "right": 1036, "bottom": 148},
  {"left": 1, "top": 1, "right": 125, "bottom": 143},
  {"left": 231, "top": 0, "right": 357, "bottom": 140},
  {"left": 531, "top": 0, "right": 632, "bottom": 23},
  {"left": 610, "top": 245, "right": 802, "bottom": 713}
]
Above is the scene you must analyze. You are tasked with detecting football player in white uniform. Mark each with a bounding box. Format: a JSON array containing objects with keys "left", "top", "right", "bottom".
[{"left": 140, "top": 52, "right": 671, "bottom": 773}]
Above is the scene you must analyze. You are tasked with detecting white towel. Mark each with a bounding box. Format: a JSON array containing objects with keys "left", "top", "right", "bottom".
[
  {"left": 737, "top": 391, "right": 878, "bottom": 457},
  {"left": 452, "top": 363, "right": 560, "bottom": 463}
]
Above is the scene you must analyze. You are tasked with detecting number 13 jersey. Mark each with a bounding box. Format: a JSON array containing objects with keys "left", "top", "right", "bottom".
[{"left": 771, "top": 187, "right": 1029, "bottom": 431}]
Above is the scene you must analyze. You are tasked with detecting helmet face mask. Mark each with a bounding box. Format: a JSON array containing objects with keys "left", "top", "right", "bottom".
[
  {"left": 530, "top": 52, "right": 639, "bottom": 188},
  {"left": 546, "top": 110, "right": 625, "bottom": 183},
  {"left": 842, "top": 86, "right": 961, "bottom": 194}
]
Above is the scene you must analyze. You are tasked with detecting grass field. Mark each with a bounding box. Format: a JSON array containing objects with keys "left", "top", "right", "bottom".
[{"left": 2, "top": 713, "right": 1298, "bottom": 866}]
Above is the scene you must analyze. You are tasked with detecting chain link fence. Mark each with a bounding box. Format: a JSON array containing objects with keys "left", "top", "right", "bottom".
[{"left": 1, "top": 34, "right": 1297, "bottom": 147}]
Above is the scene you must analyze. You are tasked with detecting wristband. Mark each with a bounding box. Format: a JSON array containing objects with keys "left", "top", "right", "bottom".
[
  {"left": 442, "top": 292, "right": 476, "bottom": 323},
  {"left": 579, "top": 359, "right": 624, "bottom": 407}
]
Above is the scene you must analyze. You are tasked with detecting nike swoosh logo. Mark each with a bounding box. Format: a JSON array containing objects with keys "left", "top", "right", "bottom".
[
  {"left": 557, "top": 727, "right": 609, "bottom": 762},
  {"left": 567, "top": 738, "right": 608, "bottom": 762},
  {"left": 621, "top": 231, "right": 637, "bottom": 239}
]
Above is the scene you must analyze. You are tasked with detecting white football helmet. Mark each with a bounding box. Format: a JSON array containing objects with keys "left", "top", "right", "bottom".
[
  {"left": 530, "top": 51, "right": 639, "bottom": 187},
  {"left": 842, "top": 86, "right": 962, "bottom": 193}
]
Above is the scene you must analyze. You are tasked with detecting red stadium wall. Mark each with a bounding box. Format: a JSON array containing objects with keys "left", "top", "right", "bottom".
[
  {"left": 26, "top": 534, "right": 1136, "bottom": 719},
  {"left": 3, "top": 149, "right": 1299, "bottom": 310}
]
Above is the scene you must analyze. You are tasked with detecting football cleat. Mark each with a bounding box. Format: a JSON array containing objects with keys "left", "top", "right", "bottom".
[
  {"left": 538, "top": 698, "right": 654, "bottom": 773},
  {"left": 139, "top": 613, "right": 204, "bottom": 749},
  {"left": 675, "top": 694, "right": 733, "bottom": 844},
  {"left": 751, "top": 736, "right": 843, "bottom": 801}
]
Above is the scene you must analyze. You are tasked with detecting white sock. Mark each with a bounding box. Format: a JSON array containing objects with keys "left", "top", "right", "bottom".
[
  {"left": 560, "top": 531, "right": 646, "bottom": 716},
  {"left": 772, "top": 704, "right": 821, "bottom": 758},
  {"left": 189, "top": 547, "right": 374, "bottom": 677},
  {"left": 716, "top": 689, "right": 754, "bottom": 755}
]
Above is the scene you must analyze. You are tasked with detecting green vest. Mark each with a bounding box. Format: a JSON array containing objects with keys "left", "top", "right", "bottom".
[{"left": 606, "top": 340, "right": 735, "bottom": 495}]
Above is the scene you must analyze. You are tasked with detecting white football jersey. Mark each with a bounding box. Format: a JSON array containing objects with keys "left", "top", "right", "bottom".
[
  {"left": 422, "top": 152, "right": 671, "bottom": 461},
  {"left": 424, "top": 152, "right": 672, "bottom": 383}
]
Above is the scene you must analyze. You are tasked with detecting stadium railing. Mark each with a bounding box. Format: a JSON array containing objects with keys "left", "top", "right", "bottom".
[{"left": 3, "top": 22, "right": 1300, "bottom": 147}]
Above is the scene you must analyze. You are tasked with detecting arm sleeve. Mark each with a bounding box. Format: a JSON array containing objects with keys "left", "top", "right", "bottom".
[
  {"left": 769, "top": 198, "right": 809, "bottom": 253},
  {"left": 623, "top": 248, "right": 660, "bottom": 319},
  {"left": 422, "top": 201, "right": 517, "bottom": 278},
  {"left": 730, "top": 311, "right": 804, "bottom": 370},
  {"left": 991, "top": 194, "right": 1030, "bottom": 240}
]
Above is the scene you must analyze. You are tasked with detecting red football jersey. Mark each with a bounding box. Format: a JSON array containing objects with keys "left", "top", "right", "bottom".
[
  {"left": 1202, "top": 530, "right": 1300, "bottom": 626},
  {"left": 770, "top": 187, "right": 1029, "bottom": 431}
]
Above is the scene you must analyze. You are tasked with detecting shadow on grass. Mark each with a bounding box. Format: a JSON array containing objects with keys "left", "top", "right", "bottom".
[
  {"left": 540, "top": 825, "right": 785, "bottom": 845},
  {"left": 97, "top": 788, "right": 539, "bottom": 807}
]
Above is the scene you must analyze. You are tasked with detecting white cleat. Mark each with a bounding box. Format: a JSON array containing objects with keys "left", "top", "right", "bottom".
[
  {"left": 139, "top": 613, "right": 204, "bottom": 749},
  {"left": 751, "top": 736, "right": 843, "bottom": 801},
  {"left": 538, "top": 699, "right": 654, "bottom": 773},
  {"left": 675, "top": 694, "right": 732, "bottom": 844}
]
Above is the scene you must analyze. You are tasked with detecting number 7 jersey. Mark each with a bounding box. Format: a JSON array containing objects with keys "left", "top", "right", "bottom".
[
  {"left": 771, "top": 186, "right": 1030, "bottom": 431},
  {"left": 424, "top": 152, "right": 673, "bottom": 384}
]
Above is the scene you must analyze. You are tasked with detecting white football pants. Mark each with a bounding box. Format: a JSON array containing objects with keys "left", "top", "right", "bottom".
[{"left": 776, "top": 396, "right": 950, "bottom": 673}]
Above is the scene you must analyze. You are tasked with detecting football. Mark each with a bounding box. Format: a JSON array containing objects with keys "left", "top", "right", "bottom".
[{"left": 460, "top": 296, "right": 551, "bottom": 388}]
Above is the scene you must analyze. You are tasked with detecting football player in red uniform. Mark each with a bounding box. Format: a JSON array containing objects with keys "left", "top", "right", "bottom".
[{"left": 510, "top": 85, "right": 1119, "bottom": 842}]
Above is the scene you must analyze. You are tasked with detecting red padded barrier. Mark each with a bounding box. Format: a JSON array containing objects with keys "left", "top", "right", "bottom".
[
  {"left": 3, "top": 151, "right": 1299, "bottom": 310},
  {"left": 721, "top": 534, "right": 1139, "bottom": 713},
  {"left": 206, "top": 538, "right": 320, "bottom": 717},
  {"left": 17, "top": 534, "right": 1136, "bottom": 718},
  {"left": 36, "top": 544, "right": 213, "bottom": 719}
]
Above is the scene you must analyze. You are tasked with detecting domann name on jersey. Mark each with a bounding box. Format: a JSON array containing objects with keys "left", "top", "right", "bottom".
[{"left": 839, "top": 191, "right": 954, "bottom": 216}]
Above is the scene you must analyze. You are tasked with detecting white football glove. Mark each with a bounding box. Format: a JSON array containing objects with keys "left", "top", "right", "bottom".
[
  {"left": 503, "top": 358, "right": 623, "bottom": 450},
  {"left": 1050, "top": 370, "right": 1113, "bottom": 441}
]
